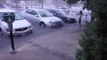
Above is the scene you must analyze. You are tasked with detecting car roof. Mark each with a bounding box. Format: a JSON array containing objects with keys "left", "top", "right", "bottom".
[{"left": 0, "top": 9, "right": 16, "bottom": 13}]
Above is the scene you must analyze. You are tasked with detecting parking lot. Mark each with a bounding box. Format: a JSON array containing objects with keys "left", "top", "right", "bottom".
[
  {"left": 0, "top": 17, "right": 83, "bottom": 60},
  {"left": 0, "top": 16, "right": 79, "bottom": 50},
  {"left": 0, "top": 3, "right": 86, "bottom": 60}
]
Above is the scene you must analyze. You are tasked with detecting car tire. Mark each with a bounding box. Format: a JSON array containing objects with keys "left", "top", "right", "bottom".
[{"left": 39, "top": 22, "right": 46, "bottom": 27}]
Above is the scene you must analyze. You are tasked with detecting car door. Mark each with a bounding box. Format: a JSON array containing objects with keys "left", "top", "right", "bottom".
[
  {"left": 25, "top": 9, "right": 34, "bottom": 20},
  {"left": 31, "top": 10, "right": 40, "bottom": 23},
  {"left": 25, "top": 9, "right": 40, "bottom": 22}
]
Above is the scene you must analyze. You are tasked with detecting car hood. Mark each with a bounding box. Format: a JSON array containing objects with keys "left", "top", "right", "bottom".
[
  {"left": 2, "top": 19, "right": 31, "bottom": 29},
  {"left": 41, "top": 16, "right": 62, "bottom": 22}
]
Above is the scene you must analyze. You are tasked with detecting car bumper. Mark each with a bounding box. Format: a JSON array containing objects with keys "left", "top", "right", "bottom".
[
  {"left": 6, "top": 27, "right": 33, "bottom": 36},
  {"left": 50, "top": 22, "right": 63, "bottom": 28}
]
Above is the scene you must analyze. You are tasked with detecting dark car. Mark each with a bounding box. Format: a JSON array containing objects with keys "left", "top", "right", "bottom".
[{"left": 46, "top": 9, "right": 76, "bottom": 23}]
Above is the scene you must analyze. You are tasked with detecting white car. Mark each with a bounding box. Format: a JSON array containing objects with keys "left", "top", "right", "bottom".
[
  {"left": 0, "top": 9, "right": 32, "bottom": 36},
  {"left": 21, "top": 8, "right": 63, "bottom": 28}
]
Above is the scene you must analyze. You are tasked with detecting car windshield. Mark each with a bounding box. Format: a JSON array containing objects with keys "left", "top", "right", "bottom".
[
  {"left": 38, "top": 10, "right": 53, "bottom": 17},
  {"left": 15, "top": 13, "right": 24, "bottom": 20},
  {"left": 0, "top": 12, "right": 24, "bottom": 21},
  {"left": 57, "top": 10, "right": 67, "bottom": 16}
]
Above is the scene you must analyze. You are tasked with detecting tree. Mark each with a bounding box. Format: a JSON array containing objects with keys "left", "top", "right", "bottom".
[{"left": 76, "top": 0, "right": 107, "bottom": 60}]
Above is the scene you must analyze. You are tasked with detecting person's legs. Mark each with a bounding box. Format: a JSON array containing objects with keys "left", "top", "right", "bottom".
[{"left": 79, "top": 18, "right": 81, "bottom": 27}]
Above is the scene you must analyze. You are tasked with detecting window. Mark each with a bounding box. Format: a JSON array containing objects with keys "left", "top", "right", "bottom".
[
  {"left": 15, "top": 13, "right": 24, "bottom": 20},
  {"left": 38, "top": 10, "right": 53, "bottom": 17},
  {"left": 26, "top": 9, "right": 33, "bottom": 14},
  {"left": 32, "top": 10, "right": 37, "bottom": 15}
]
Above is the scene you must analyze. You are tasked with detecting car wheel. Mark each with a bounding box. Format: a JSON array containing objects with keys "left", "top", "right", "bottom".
[{"left": 39, "top": 22, "right": 46, "bottom": 27}]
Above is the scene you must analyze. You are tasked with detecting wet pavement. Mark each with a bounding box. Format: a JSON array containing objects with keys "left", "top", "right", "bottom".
[{"left": 0, "top": 27, "right": 82, "bottom": 60}]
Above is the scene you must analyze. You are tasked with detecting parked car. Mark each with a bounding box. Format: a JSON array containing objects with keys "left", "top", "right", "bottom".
[
  {"left": 0, "top": 9, "right": 32, "bottom": 36},
  {"left": 46, "top": 9, "right": 77, "bottom": 23},
  {"left": 21, "top": 8, "right": 63, "bottom": 28}
]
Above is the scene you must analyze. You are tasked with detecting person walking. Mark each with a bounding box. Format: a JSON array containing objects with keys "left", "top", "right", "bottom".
[{"left": 79, "top": 10, "right": 83, "bottom": 27}]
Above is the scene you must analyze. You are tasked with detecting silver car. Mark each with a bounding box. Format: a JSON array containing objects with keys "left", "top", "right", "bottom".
[
  {"left": 22, "top": 8, "right": 63, "bottom": 28},
  {"left": 0, "top": 9, "right": 32, "bottom": 36}
]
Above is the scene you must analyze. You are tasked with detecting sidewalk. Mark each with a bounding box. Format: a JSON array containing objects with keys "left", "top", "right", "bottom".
[{"left": 0, "top": 25, "right": 83, "bottom": 60}]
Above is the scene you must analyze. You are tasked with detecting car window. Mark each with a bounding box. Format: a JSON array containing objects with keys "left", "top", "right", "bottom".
[
  {"left": 32, "top": 10, "right": 39, "bottom": 17},
  {"left": 32, "top": 10, "right": 38, "bottom": 15},
  {"left": 38, "top": 10, "right": 53, "bottom": 17},
  {"left": 48, "top": 10, "right": 58, "bottom": 16},
  {"left": 26, "top": 9, "right": 33, "bottom": 14},
  {"left": 15, "top": 13, "right": 24, "bottom": 20},
  {"left": 0, "top": 12, "right": 24, "bottom": 21}
]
